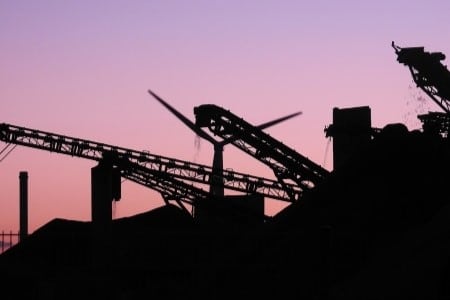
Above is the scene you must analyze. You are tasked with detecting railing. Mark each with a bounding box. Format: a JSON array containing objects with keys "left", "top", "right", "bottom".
[{"left": 0, "top": 231, "right": 20, "bottom": 254}]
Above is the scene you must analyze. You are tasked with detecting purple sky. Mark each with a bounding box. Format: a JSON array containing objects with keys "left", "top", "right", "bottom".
[{"left": 1, "top": 1, "right": 449, "bottom": 232}]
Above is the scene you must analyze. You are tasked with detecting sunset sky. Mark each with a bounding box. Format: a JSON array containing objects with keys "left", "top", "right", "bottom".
[{"left": 1, "top": 1, "right": 449, "bottom": 232}]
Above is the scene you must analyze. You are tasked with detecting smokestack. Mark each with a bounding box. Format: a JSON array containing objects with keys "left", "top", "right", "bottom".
[{"left": 19, "top": 171, "right": 28, "bottom": 242}]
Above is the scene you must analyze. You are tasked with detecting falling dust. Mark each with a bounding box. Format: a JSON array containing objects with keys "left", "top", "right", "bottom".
[
  {"left": 112, "top": 201, "right": 117, "bottom": 219},
  {"left": 193, "top": 134, "right": 202, "bottom": 162},
  {"left": 323, "top": 137, "right": 332, "bottom": 169},
  {"left": 403, "top": 85, "right": 431, "bottom": 130},
  {"left": 111, "top": 179, "right": 127, "bottom": 219}
]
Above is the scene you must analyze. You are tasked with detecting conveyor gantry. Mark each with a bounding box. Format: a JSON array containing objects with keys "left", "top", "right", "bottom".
[
  {"left": 0, "top": 123, "right": 301, "bottom": 206},
  {"left": 393, "top": 42, "right": 450, "bottom": 114},
  {"left": 193, "top": 104, "right": 330, "bottom": 197},
  {"left": 393, "top": 42, "right": 450, "bottom": 137}
]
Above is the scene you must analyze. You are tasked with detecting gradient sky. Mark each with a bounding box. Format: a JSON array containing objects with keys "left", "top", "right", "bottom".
[{"left": 1, "top": 0, "right": 449, "bottom": 232}]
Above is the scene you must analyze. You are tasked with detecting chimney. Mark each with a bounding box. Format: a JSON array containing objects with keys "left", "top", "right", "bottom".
[{"left": 19, "top": 171, "right": 28, "bottom": 242}]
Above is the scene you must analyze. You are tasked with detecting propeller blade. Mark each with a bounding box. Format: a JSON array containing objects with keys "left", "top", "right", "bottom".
[
  {"left": 256, "top": 111, "right": 302, "bottom": 130},
  {"left": 148, "top": 90, "right": 217, "bottom": 145},
  {"left": 219, "top": 111, "right": 302, "bottom": 146}
]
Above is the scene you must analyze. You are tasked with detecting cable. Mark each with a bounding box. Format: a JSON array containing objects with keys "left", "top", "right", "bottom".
[
  {"left": 0, "top": 144, "right": 17, "bottom": 163},
  {"left": 0, "top": 144, "right": 11, "bottom": 156}
]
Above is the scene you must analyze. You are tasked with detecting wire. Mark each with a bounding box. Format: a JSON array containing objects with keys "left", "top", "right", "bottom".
[
  {"left": 0, "top": 144, "right": 17, "bottom": 163},
  {"left": 0, "top": 144, "right": 11, "bottom": 156}
]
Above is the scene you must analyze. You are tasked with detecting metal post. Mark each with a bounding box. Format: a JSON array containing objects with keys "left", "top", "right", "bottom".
[{"left": 19, "top": 171, "right": 28, "bottom": 242}]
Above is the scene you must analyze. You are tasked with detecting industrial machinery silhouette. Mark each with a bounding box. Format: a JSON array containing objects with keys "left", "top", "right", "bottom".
[
  {"left": 148, "top": 89, "right": 302, "bottom": 198},
  {"left": 0, "top": 122, "right": 302, "bottom": 217},
  {"left": 392, "top": 41, "right": 450, "bottom": 137},
  {"left": 193, "top": 104, "right": 330, "bottom": 199}
]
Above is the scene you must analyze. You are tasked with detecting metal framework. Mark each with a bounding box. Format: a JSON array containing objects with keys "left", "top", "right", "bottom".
[
  {"left": 193, "top": 104, "right": 329, "bottom": 195},
  {"left": 0, "top": 123, "right": 301, "bottom": 206},
  {"left": 392, "top": 42, "right": 450, "bottom": 138},
  {"left": 392, "top": 42, "right": 450, "bottom": 114},
  {"left": 417, "top": 111, "right": 450, "bottom": 138}
]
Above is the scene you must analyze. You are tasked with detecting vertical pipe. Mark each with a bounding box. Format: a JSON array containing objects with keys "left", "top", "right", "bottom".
[{"left": 19, "top": 171, "right": 28, "bottom": 242}]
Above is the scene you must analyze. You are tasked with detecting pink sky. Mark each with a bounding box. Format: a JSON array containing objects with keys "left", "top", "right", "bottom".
[{"left": 1, "top": 1, "right": 449, "bottom": 232}]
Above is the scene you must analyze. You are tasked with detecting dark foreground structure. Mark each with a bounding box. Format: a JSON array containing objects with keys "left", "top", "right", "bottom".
[
  {"left": 1, "top": 123, "right": 450, "bottom": 300},
  {"left": 3, "top": 41, "right": 450, "bottom": 299}
]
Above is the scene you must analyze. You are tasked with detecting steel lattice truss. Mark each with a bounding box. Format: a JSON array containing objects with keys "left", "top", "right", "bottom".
[
  {"left": 0, "top": 123, "right": 301, "bottom": 205},
  {"left": 193, "top": 104, "right": 329, "bottom": 195},
  {"left": 393, "top": 42, "right": 450, "bottom": 114}
]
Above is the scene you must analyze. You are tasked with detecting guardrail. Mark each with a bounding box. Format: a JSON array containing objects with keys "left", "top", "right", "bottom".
[{"left": 0, "top": 231, "right": 20, "bottom": 254}]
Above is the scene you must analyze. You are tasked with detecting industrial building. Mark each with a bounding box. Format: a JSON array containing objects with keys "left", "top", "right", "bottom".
[{"left": 1, "top": 42, "right": 450, "bottom": 299}]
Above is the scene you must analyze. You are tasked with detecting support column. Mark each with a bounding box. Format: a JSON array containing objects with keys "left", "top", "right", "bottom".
[
  {"left": 91, "top": 162, "right": 113, "bottom": 270},
  {"left": 19, "top": 171, "right": 28, "bottom": 242},
  {"left": 91, "top": 163, "right": 113, "bottom": 226}
]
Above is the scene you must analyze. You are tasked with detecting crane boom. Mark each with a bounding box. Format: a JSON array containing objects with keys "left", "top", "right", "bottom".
[
  {"left": 193, "top": 104, "right": 329, "bottom": 193},
  {"left": 0, "top": 122, "right": 301, "bottom": 202}
]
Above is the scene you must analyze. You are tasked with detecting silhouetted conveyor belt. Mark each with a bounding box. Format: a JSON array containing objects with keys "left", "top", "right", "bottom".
[
  {"left": 116, "top": 157, "right": 208, "bottom": 205},
  {"left": 193, "top": 104, "right": 329, "bottom": 192},
  {"left": 0, "top": 123, "right": 300, "bottom": 203},
  {"left": 393, "top": 42, "right": 450, "bottom": 114}
]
